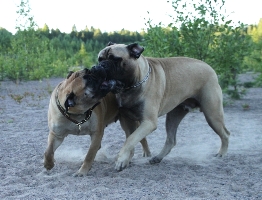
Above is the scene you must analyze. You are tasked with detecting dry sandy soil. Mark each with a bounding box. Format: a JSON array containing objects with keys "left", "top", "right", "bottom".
[{"left": 0, "top": 74, "right": 261, "bottom": 200}]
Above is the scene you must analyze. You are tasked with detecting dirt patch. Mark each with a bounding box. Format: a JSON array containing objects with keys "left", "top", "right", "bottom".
[{"left": 0, "top": 76, "right": 261, "bottom": 199}]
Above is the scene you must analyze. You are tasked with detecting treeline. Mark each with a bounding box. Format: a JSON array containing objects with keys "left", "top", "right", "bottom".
[
  {"left": 142, "top": 0, "right": 262, "bottom": 99},
  {"left": 0, "top": 24, "right": 144, "bottom": 81},
  {"left": 40, "top": 24, "right": 144, "bottom": 54},
  {"left": 0, "top": 0, "right": 262, "bottom": 100}
]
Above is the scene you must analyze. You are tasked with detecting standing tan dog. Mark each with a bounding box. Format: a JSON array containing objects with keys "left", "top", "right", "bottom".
[
  {"left": 44, "top": 68, "right": 151, "bottom": 176},
  {"left": 96, "top": 42, "right": 230, "bottom": 171}
]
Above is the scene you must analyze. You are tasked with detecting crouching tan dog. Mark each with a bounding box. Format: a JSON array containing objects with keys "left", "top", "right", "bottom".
[
  {"left": 97, "top": 42, "right": 231, "bottom": 171},
  {"left": 44, "top": 68, "right": 151, "bottom": 176}
]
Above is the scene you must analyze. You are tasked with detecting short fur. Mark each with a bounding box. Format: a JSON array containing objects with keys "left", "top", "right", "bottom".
[
  {"left": 44, "top": 69, "right": 151, "bottom": 176},
  {"left": 97, "top": 42, "right": 230, "bottom": 171}
]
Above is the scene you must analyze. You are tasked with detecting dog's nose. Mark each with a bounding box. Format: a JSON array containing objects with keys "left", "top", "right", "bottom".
[
  {"left": 67, "top": 99, "right": 75, "bottom": 107},
  {"left": 91, "top": 66, "right": 107, "bottom": 79}
]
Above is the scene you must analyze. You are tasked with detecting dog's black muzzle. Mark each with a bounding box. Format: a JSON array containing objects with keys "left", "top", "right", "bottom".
[
  {"left": 91, "top": 60, "right": 125, "bottom": 94},
  {"left": 95, "top": 60, "right": 116, "bottom": 79}
]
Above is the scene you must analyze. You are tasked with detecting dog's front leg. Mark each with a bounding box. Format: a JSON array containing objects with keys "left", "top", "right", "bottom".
[
  {"left": 119, "top": 116, "right": 151, "bottom": 159},
  {"left": 74, "top": 132, "right": 103, "bottom": 176},
  {"left": 44, "top": 131, "right": 65, "bottom": 170},
  {"left": 115, "top": 120, "right": 157, "bottom": 171}
]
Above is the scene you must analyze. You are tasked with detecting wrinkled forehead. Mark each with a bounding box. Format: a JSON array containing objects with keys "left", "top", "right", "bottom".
[
  {"left": 98, "top": 44, "right": 128, "bottom": 59},
  {"left": 65, "top": 70, "right": 85, "bottom": 89}
]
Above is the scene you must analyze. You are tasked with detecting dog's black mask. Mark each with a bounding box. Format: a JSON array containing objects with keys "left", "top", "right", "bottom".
[
  {"left": 64, "top": 92, "right": 76, "bottom": 112},
  {"left": 82, "top": 68, "right": 108, "bottom": 98},
  {"left": 90, "top": 60, "right": 125, "bottom": 94}
]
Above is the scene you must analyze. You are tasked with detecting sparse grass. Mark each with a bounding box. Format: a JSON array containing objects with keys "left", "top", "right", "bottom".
[
  {"left": 223, "top": 98, "right": 234, "bottom": 107},
  {"left": 45, "top": 81, "right": 53, "bottom": 95},
  {"left": 243, "top": 81, "right": 256, "bottom": 88},
  {"left": 7, "top": 118, "right": 14, "bottom": 123},
  {"left": 9, "top": 94, "right": 24, "bottom": 103},
  {"left": 242, "top": 103, "right": 250, "bottom": 111},
  {"left": 9, "top": 91, "right": 35, "bottom": 104}
]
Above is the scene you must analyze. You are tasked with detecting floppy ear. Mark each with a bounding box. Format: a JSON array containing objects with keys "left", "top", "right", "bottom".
[
  {"left": 127, "top": 43, "right": 144, "bottom": 59},
  {"left": 64, "top": 92, "right": 75, "bottom": 111},
  {"left": 107, "top": 41, "right": 115, "bottom": 46},
  {"left": 66, "top": 71, "right": 74, "bottom": 79}
]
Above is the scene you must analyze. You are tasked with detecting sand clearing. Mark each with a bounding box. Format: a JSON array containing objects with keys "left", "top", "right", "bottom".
[{"left": 0, "top": 76, "right": 261, "bottom": 199}]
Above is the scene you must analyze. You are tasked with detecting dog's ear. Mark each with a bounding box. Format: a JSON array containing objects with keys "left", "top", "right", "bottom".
[
  {"left": 127, "top": 43, "right": 144, "bottom": 59},
  {"left": 67, "top": 71, "right": 74, "bottom": 79},
  {"left": 107, "top": 41, "right": 115, "bottom": 46},
  {"left": 64, "top": 92, "right": 75, "bottom": 111}
]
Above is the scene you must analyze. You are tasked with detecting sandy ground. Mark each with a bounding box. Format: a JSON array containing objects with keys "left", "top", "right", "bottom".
[{"left": 0, "top": 74, "right": 261, "bottom": 200}]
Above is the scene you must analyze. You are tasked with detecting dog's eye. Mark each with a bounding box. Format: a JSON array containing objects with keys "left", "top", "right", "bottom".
[
  {"left": 98, "top": 57, "right": 103, "bottom": 62},
  {"left": 108, "top": 55, "right": 114, "bottom": 60}
]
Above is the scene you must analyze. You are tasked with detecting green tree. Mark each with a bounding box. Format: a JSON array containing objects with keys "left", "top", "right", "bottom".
[
  {"left": 39, "top": 23, "right": 50, "bottom": 38},
  {"left": 1, "top": 0, "right": 56, "bottom": 81},
  {"left": 0, "top": 2, "right": 145, "bottom": 81},
  {"left": 143, "top": 22, "right": 181, "bottom": 57},
  {"left": 245, "top": 19, "right": 262, "bottom": 85},
  {"left": 210, "top": 25, "right": 252, "bottom": 98},
  {"left": 0, "top": 28, "right": 12, "bottom": 52},
  {"left": 69, "top": 42, "right": 94, "bottom": 68},
  {"left": 5, "top": 0, "right": 39, "bottom": 82},
  {"left": 144, "top": 0, "right": 252, "bottom": 99}
]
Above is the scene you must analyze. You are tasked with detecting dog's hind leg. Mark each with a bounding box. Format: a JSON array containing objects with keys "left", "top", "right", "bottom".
[
  {"left": 149, "top": 105, "right": 189, "bottom": 164},
  {"left": 139, "top": 136, "right": 151, "bottom": 157},
  {"left": 200, "top": 86, "right": 230, "bottom": 157}
]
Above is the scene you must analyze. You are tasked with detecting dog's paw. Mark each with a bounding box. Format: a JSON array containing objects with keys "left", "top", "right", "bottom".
[
  {"left": 44, "top": 154, "right": 55, "bottom": 170},
  {"left": 149, "top": 156, "right": 162, "bottom": 164},
  {"left": 214, "top": 153, "right": 224, "bottom": 158},
  {"left": 143, "top": 151, "right": 152, "bottom": 157},
  {"left": 73, "top": 170, "right": 88, "bottom": 177},
  {"left": 73, "top": 164, "right": 92, "bottom": 177},
  {"left": 73, "top": 172, "right": 85, "bottom": 177},
  {"left": 115, "top": 160, "right": 130, "bottom": 171},
  {"left": 73, "top": 167, "right": 91, "bottom": 177},
  {"left": 115, "top": 155, "right": 131, "bottom": 171},
  {"left": 44, "top": 162, "right": 54, "bottom": 170}
]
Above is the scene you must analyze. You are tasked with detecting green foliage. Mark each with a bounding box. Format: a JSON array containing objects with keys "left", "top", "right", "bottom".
[
  {"left": 1, "top": 0, "right": 53, "bottom": 82},
  {"left": 209, "top": 25, "right": 252, "bottom": 99},
  {"left": 171, "top": 0, "right": 225, "bottom": 61},
  {"left": 142, "top": 21, "right": 181, "bottom": 57},
  {"left": 245, "top": 19, "right": 262, "bottom": 85},
  {"left": 0, "top": 28, "right": 12, "bottom": 52},
  {"left": 0, "top": 1, "right": 144, "bottom": 82},
  {"left": 144, "top": 0, "right": 254, "bottom": 99}
]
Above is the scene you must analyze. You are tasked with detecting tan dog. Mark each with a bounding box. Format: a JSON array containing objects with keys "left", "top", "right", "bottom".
[
  {"left": 44, "top": 69, "right": 151, "bottom": 176},
  {"left": 97, "top": 42, "right": 231, "bottom": 171}
]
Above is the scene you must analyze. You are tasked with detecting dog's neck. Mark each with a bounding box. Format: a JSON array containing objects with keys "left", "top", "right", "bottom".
[
  {"left": 123, "top": 65, "right": 151, "bottom": 91},
  {"left": 54, "top": 83, "right": 100, "bottom": 131}
]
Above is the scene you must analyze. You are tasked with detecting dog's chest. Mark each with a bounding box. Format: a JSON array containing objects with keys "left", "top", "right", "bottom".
[
  {"left": 51, "top": 116, "right": 97, "bottom": 137},
  {"left": 116, "top": 94, "right": 144, "bottom": 121}
]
